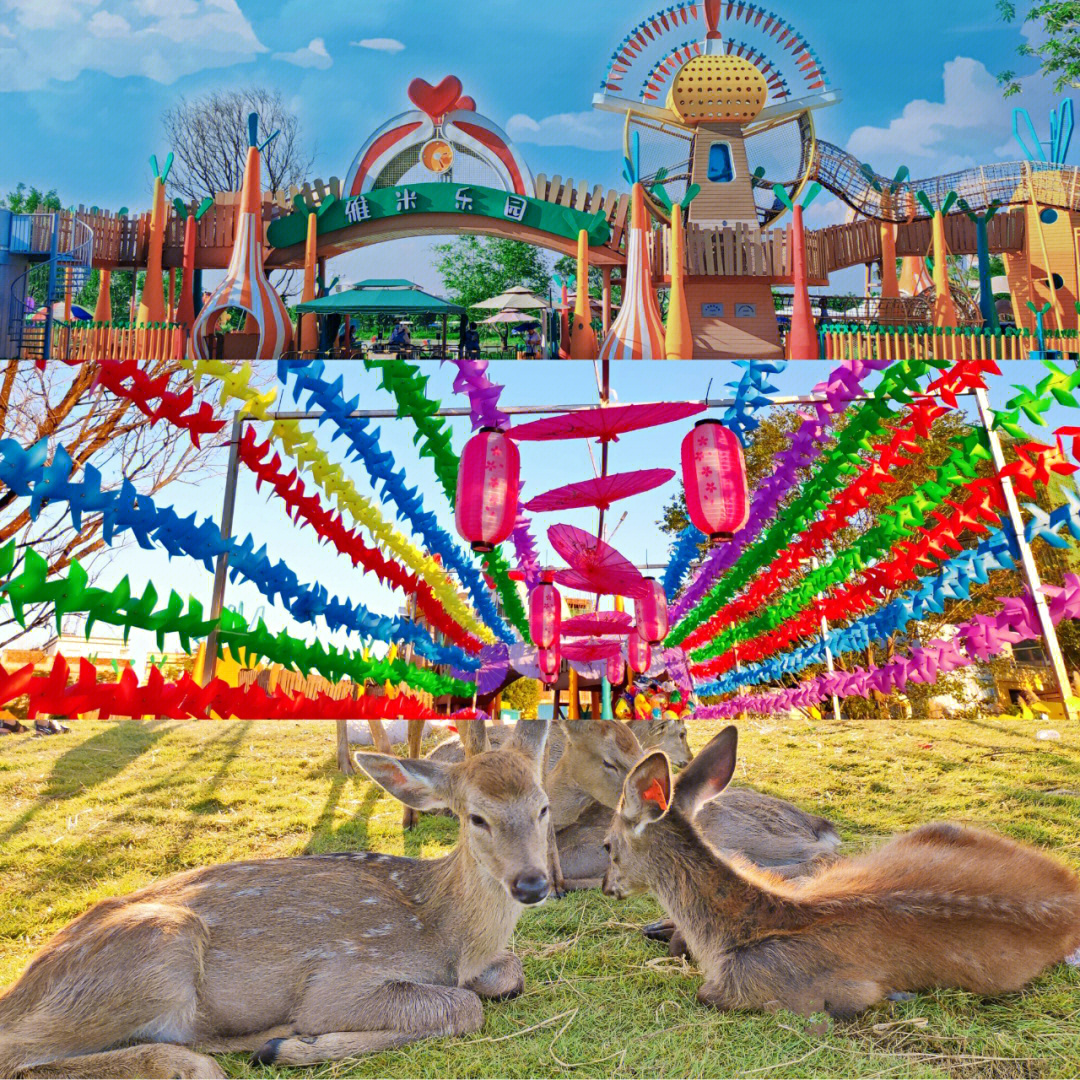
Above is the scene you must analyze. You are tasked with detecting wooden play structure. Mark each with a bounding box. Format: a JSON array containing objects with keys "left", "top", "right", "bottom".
[{"left": 8, "top": 1, "right": 1080, "bottom": 361}]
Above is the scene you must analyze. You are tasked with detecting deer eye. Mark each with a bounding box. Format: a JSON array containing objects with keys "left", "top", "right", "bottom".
[
  {"left": 602, "top": 840, "right": 612, "bottom": 854},
  {"left": 602, "top": 760, "right": 619, "bottom": 772},
  {"left": 469, "top": 814, "right": 489, "bottom": 830},
  {"left": 539, "top": 805, "right": 549, "bottom": 819}
]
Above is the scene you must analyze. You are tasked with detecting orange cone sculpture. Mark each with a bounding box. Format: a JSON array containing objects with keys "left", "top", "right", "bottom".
[
  {"left": 569, "top": 229, "right": 598, "bottom": 359},
  {"left": 192, "top": 113, "right": 292, "bottom": 360},
  {"left": 137, "top": 153, "right": 172, "bottom": 324}
]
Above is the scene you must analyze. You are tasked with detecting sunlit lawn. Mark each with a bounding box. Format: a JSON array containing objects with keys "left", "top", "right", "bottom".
[{"left": 1, "top": 717, "right": 1078, "bottom": 1078}]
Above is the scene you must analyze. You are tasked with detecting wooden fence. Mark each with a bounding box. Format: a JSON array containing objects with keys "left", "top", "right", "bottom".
[
  {"left": 820, "top": 325, "right": 1063, "bottom": 361},
  {"left": 52, "top": 322, "right": 186, "bottom": 361}
]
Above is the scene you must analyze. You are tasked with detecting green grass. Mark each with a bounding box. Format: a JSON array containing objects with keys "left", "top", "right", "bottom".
[{"left": 1, "top": 717, "right": 1079, "bottom": 1078}]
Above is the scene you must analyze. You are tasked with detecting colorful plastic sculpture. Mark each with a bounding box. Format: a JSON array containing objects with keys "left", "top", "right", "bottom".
[{"left": 192, "top": 113, "right": 293, "bottom": 360}]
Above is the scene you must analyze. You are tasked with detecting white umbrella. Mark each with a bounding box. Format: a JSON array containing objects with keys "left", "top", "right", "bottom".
[
  {"left": 480, "top": 309, "right": 532, "bottom": 324},
  {"left": 473, "top": 285, "right": 549, "bottom": 311}
]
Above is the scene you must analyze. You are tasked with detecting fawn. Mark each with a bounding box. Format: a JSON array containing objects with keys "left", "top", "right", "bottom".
[
  {"left": 0, "top": 720, "right": 552, "bottom": 1078},
  {"left": 431, "top": 718, "right": 644, "bottom": 891},
  {"left": 603, "top": 726, "right": 1080, "bottom": 1018},
  {"left": 626, "top": 715, "right": 693, "bottom": 769}
]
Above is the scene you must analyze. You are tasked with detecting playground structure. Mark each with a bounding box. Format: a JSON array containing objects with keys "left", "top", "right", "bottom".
[{"left": 4, "top": 2, "right": 1080, "bottom": 359}]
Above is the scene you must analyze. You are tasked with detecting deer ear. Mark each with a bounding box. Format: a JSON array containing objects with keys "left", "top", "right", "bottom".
[
  {"left": 672, "top": 726, "right": 737, "bottom": 817},
  {"left": 559, "top": 718, "right": 591, "bottom": 741},
  {"left": 459, "top": 719, "right": 489, "bottom": 758},
  {"left": 620, "top": 751, "right": 672, "bottom": 833},
  {"left": 355, "top": 753, "right": 454, "bottom": 811},
  {"left": 510, "top": 718, "right": 549, "bottom": 773}
]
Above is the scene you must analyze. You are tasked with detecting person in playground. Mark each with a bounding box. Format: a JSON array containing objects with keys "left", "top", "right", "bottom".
[
  {"left": 465, "top": 321, "right": 481, "bottom": 359},
  {"left": 525, "top": 325, "right": 541, "bottom": 358}
]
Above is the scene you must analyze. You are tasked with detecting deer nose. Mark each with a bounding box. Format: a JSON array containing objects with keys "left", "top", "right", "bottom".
[{"left": 510, "top": 870, "right": 549, "bottom": 905}]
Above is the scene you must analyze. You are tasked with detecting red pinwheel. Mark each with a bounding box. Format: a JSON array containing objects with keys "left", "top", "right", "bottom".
[
  {"left": 561, "top": 638, "right": 623, "bottom": 662},
  {"left": 524, "top": 469, "right": 675, "bottom": 513},
  {"left": 509, "top": 402, "right": 706, "bottom": 444},
  {"left": 560, "top": 611, "right": 634, "bottom": 636},
  {"left": 547, "top": 524, "right": 649, "bottom": 598}
]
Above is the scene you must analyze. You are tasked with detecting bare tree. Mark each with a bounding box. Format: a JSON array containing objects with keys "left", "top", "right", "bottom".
[
  {"left": 162, "top": 87, "right": 313, "bottom": 202},
  {"left": 0, "top": 361, "right": 257, "bottom": 648}
]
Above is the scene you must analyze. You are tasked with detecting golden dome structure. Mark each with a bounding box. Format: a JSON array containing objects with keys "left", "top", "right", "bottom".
[{"left": 667, "top": 55, "right": 768, "bottom": 126}]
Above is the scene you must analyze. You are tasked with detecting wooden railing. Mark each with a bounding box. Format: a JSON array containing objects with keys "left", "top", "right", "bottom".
[
  {"left": 531, "top": 174, "right": 633, "bottom": 253},
  {"left": 52, "top": 321, "right": 186, "bottom": 360},
  {"left": 820, "top": 325, "right": 1056, "bottom": 361},
  {"left": 814, "top": 210, "right": 1026, "bottom": 277},
  {"left": 650, "top": 221, "right": 827, "bottom": 281}
]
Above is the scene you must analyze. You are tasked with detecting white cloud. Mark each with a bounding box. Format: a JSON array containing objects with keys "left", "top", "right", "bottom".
[
  {"left": 0, "top": 0, "right": 265, "bottom": 90},
  {"left": 845, "top": 54, "right": 1058, "bottom": 175},
  {"left": 0, "top": 23, "right": 14, "bottom": 37},
  {"left": 88, "top": 10, "right": 130, "bottom": 35},
  {"left": 505, "top": 110, "right": 622, "bottom": 151},
  {"left": 350, "top": 37, "right": 404, "bottom": 53},
  {"left": 274, "top": 36, "right": 331, "bottom": 69}
]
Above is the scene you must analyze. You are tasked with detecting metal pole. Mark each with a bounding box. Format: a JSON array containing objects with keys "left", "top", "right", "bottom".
[
  {"left": 811, "top": 555, "right": 841, "bottom": 721},
  {"left": 974, "top": 387, "right": 1076, "bottom": 721},
  {"left": 260, "top": 388, "right": 963, "bottom": 423},
  {"left": 198, "top": 411, "right": 244, "bottom": 686},
  {"left": 601, "top": 266, "right": 612, "bottom": 335},
  {"left": 42, "top": 214, "right": 59, "bottom": 361}
]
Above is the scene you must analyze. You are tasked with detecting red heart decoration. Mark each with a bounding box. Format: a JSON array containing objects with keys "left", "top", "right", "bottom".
[
  {"left": 454, "top": 95, "right": 476, "bottom": 112},
  {"left": 408, "top": 76, "right": 464, "bottom": 120}
]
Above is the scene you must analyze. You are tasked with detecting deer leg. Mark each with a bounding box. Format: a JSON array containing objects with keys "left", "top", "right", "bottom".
[
  {"left": 18, "top": 1044, "right": 224, "bottom": 1079},
  {"left": 0, "top": 902, "right": 208, "bottom": 1080},
  {"left": 548, "top": 818, "right": 567, "bottom": 896},
  {"left": 464, "top": 953, "right": 524, "bottom": 1001},
  {"left": 668, "top": 929, "right": 689, "bottom": 958},
  {"left": 254, "top": 981, "right": 484, "bottom": 1067},
  {"left": 642, "top": 919, "right": 676, "bottom": 942}
]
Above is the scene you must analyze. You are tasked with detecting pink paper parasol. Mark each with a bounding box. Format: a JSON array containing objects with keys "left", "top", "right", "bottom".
[
  {"left": 524, "top": 468, "right": 675, "bottom": 513},
  {"left": 561, "top": 638, "right": 622, "bottom": 662},
  {"left": 548, "top": 523, "right": 649, "bottom": 598},
  {"left": 560, "top": 611, "right": 634, "bottom": 636},
  {"left": 509, "top": 402, "right": 706, "bottom": 444}
]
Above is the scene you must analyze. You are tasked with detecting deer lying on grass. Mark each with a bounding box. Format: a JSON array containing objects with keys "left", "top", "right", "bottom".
[
  {"left": 0, "top": 721, "right": 552, "bottom": 1078},
  {"left": 430, "top": 717, "right": 644, "bottom": 891},
  {"left": 603, "top": 726, "right": 1080, "bottom": 1018},
  {"left": 550, "top": 717, "right": 838, "bottom": 891}
]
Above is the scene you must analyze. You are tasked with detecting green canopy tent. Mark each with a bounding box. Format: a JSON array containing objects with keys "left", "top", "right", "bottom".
[{"left": 295, "top": 279, "right": 466, "bottom": 357}]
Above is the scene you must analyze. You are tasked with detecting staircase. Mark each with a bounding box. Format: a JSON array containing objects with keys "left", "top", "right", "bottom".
[{"left": 7, "top": 214, "right": 94, "bottom": 361}]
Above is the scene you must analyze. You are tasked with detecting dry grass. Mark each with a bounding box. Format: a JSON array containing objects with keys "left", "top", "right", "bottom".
[{"left": 1, "top": 716, "right": 1078, "bottom": 1078}]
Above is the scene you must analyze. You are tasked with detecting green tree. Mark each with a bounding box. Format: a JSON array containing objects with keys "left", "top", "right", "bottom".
[
  {"left": 998, "top": 0, "right": 1080, "bottom": 96},
  {"left": 434, "top": 237, "right": 551, "bottom": 348},
  {"left": 2, "top": 184, "right": 62, "bottom": 309},
  {"left": 501, "top": 677, "right": 541, "bottom": 719}
]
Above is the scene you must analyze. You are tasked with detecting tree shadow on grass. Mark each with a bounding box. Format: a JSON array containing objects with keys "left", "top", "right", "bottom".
[{"left": 0, "top": 721, "right": 171, "bottom": 846}]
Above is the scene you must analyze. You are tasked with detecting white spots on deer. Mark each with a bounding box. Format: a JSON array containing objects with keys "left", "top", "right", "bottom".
[
  {"left": 234, "top": 887, "right": 264, "bottom": 898},
  {"left": 363, "top": 924, "right": 394, "bottom": 938}
]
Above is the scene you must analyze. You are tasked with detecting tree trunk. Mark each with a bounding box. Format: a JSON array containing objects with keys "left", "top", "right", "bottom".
[
  {"left": 336, "top": 720, "right": 355, "bottom": 774},
  {"left": 401, "top": 718, "right": 427, "bottom": 830},
  {"left": 366, "top": 719, "right": 394, "bottom": 755}
]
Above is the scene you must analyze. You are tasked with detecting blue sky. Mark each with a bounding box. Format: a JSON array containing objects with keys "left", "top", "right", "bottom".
[
  {"left": 0, "top": 0, "right": 1069, "bottom": 289},
  {"left": 10, "top": 360, "right": 1067, "bottom": 674}
]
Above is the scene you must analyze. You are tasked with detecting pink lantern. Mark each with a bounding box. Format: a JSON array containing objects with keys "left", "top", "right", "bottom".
[
  {"left": 681, "top": 419, "right": 749, "bottom": 542},
  {"left": 455, "top": 427, "right": 520, "bottom": 553},
  {"left": 529, "top": 571, "right": 561, "bottom": 649},
  {"left": 537, "top": 643, "right": 561, "bottom": 684},
  {"left": 634, "top": 577, "right": 668, "bottom": 645},
  {"left": 627, "top": 629, "right": 652, "bottom": 675},
  {"left": 606, "top": 651, "right": 625, "bottom": 687}
]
